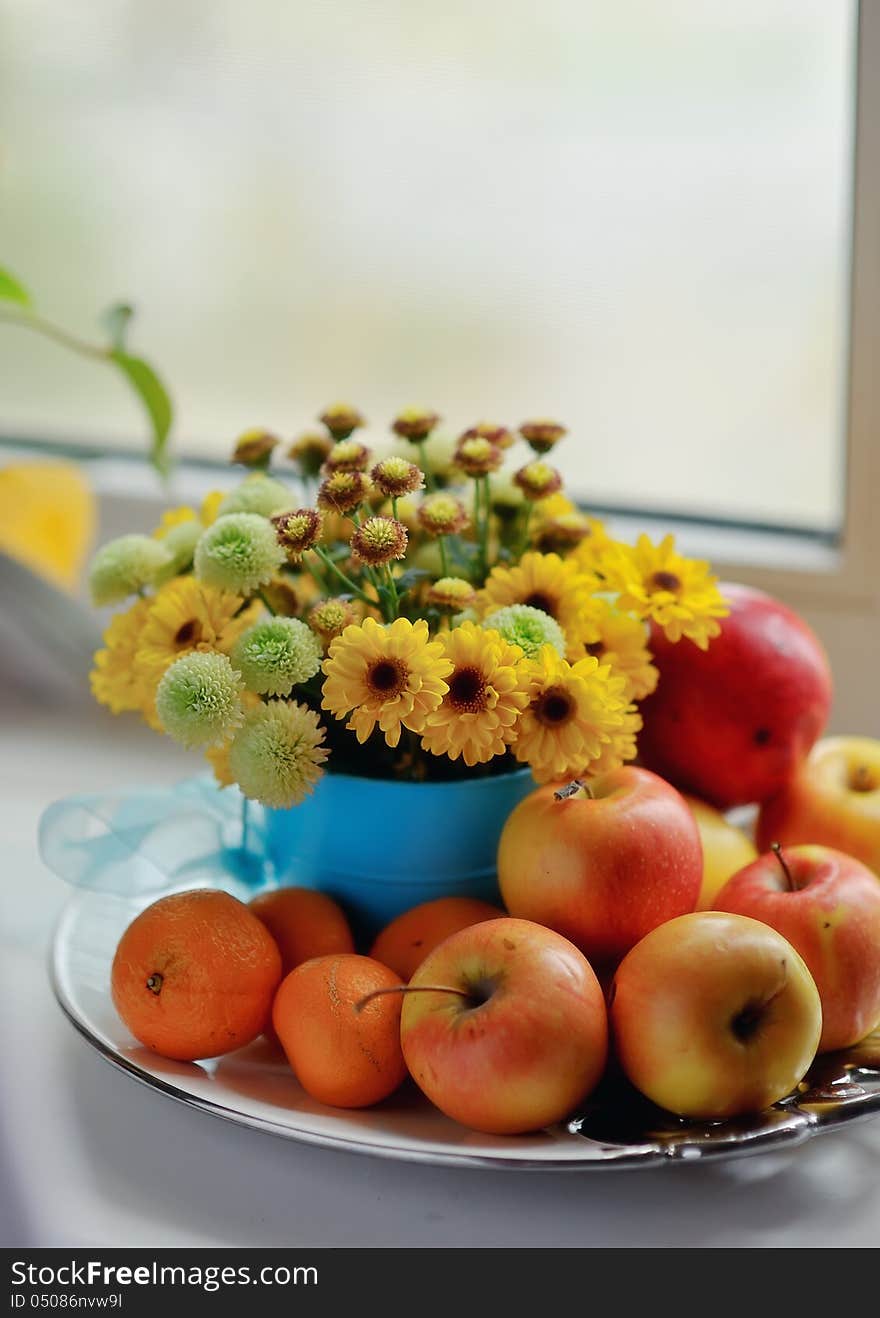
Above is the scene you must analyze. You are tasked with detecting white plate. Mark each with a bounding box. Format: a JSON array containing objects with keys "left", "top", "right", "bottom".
[{"left": 51, "top": 889, "right": 880, "bottom": 1171}]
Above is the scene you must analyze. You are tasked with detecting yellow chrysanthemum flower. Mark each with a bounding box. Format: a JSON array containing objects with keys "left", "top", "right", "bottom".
[
  {"left": 602, "top": 533, "right": 729, "bottom": 650},
  {"left": 205, "top": 738, "right": 236, "bottom": 788},
  {"left": 153, "top": 494, "right": 224, "bottom": 537},
  {"left": 322, "top": 617, "right": 452, "bottom": 748},
  {"left": 476, "top": 552, "right": 598, "bottom": 658},
  {"left": 511, "top": 645, "right": 628, "bottom": 784},
  {"left": 152, "top": 506, "right": 198, "bottom": 538},
  {"left": 200, "top": 490, "right": 225, "bottom": 526},
  {"left": 568, "top": 517, "right": 614, "bottom": 574},
  {"left": 574, "top": 598, "right": 659, "bottom": 701},
  {"left": 583, "top": 703, "right": 643, "bottom": 778},
  {"left": 420, "top": 622, "right": 529, "bottom": 767},
  {"left": 89, "top": 598, "right": 156, "bottom": 720},
  {"left": 134, "top": 577, "right": 259, "bottom": 685},
  {"left": 531, "top": 492, "right": 576, "bottom": 519},
  {"left": 0, "top": 461, "right": 95, "bottom": 593}
]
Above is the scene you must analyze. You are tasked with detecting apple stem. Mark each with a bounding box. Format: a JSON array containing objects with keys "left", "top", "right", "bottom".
[
  {"left": 354, "top": 984, "right": 473, "bottom": 1014},
  {"left": 770, "top": 841, "right": 796, "bottom": 892},
  {"left": 554, "top": 778, "right": 593, "bottom": 802},
  {"left": 852, "top": 764, "right": 873, "bottom": 792}
]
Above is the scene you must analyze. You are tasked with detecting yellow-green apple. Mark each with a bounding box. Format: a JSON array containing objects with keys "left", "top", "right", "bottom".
[
  {"left": 639, "top": 584, "right": 832, "bottom": 809},
  {"left": 714, "top": 844, "right": 880, "bottom": 1052},
  {"left": 610, "top": 911, "right": 821, "bottom": 1119},
  {"left": 398, "top": 917, "right": 607, "bottom": 1134},
  {"left": 684, "top": 794, "right": 758, "bottom": 910},
  {"left": 497, "top": 767, "right": 702, "bottom": 971},
  {"left": 757, "top": 737, "right": 880, "bottom": 874}
]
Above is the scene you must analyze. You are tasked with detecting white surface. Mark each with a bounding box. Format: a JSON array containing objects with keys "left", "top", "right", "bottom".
[
  {"left": 4, "top": 687, "right": 880, "bottom": 1247},
  {"left": 54, "top": 893, "right": 627, "bottom": 1170}
]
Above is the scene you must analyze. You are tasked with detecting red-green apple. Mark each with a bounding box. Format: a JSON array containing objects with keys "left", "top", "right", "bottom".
[
  {"left": 610, "top": 911, "right": 821, "bottom": 1119},
  {"left": 714, "top": 843, "right": 880, "bottom": 1052},
  {"left": 757, "top": 737, "right": 880, "bottom": 875},
  {"left": 399, "top": 917, "right": 607, "bottom": 1134},
  {"left": 497, "top": 767, "right": 702, "bottom": 969},
  {"left": 638, "top": 584, "right": 832, "bottom": 809},
  {"left": 685, "top": 794, "right": 758, "bottom": 910}
]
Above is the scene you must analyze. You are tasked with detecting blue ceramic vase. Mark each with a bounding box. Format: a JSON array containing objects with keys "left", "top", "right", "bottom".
[{"left": 263, "top": 767, "right": 534, "bottom": 933}]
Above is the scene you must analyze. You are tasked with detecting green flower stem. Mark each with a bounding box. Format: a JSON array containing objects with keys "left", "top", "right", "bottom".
[
  {"left": 391, "top": 496, "right": 400, "bottom": 520},
  {"left": 418, "top": 440, "right": 435, "bottom": 492},
  {"left": 345, "top": 514, "right": 389, "bottom": 613},
  {"left": 471, "top": 480, "right": 483, "bottom": 581},
  {"left": 367, "top": 566, "right": 391, "bottom": 620},
  {"left": 384, "top": 565, "right": 400, "bottom": 619},
  {"left": 312, "top": 546, "right": 372, "bottom": 603},
  {"left": 517, "top": 503, "right": 534, "bottom": 560},
  {"left": 257, "top": 589, "right": 277, "bottom": 615},
  {"left": 438, "top": 535, "right": 450, "bottom": 577},
  {"left": 479, "top": 475, "right": 492, "bottom": 577},
  {"left": 301, "top": 555, "right": 332, "bottom": 596}
]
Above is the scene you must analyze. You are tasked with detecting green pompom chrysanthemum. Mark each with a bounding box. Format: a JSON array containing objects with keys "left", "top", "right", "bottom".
[
  {"left": 88, "top": 535, "right": 172, "bottom": 606},
  {"left": 194, "top": 513, "right": 285, "bottom": 595},
  {"left": 155, "top": 519, "right": 203, "bottom": 582},
  {"left": 155, "top": 651, "right": 244, "bottom": 749},
  {"left": 229, "top": 700, "right": 328, "bottom": 808},
  {"left": 482, "top": 604, "right": 566, "bottom": 659},
  {"left": 231, "top": 617, "right": 322, "bottom": 696},
  {"left": 217, "top": 475, "right": 292, "bottom": 518}
]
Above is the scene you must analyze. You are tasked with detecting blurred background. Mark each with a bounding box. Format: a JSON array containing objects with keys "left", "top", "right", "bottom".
[
  {"left": 2, "top": 2, "right": 878, "bottom": 1250},
  {"left": 0, "top": 0, "right": 855, "bottom": 531}
]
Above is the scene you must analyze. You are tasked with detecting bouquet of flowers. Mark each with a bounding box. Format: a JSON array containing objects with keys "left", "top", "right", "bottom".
[{"left": 88, "top": 405, "right": 728, "bottom": 809}]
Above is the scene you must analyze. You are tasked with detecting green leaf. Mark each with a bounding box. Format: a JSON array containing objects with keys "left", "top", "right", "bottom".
[
  {"left": 109, "top": 350, "right": 173, "bottom": 476},
  {"left": 0, "top": 266, "right": 33, "bottom": 308},
  {"left": 395, "top": 568, "right": 431, "bottom": 593},
  {"left": 324, "top": 542, "right": 355, "bottom": 561},
  {"left": 101, "top": 302, "right": 134, "bottom": 350}
]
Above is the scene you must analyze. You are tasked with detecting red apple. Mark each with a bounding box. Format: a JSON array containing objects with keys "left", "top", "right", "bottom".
[
  {"left": 497, "top": 767, "right": 702, "bottom": 970},
  {"left": 638, "top": 583, "right": 832, "bottom": 809},
  {"left": 399, "top": 917, "right": 607, "bottom": 1134},
  {"left": 757, "top": 736, "right": 880, "bottom": 875},
  {"left": 714, "top": 844, "right": 880, "bottom": 1052},
  {"left": 611, "top": 911, "right": 822, "bottom": 1119}
]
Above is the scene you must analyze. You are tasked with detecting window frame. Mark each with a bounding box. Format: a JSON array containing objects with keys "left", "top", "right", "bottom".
[{"left": 712, "top": 0, "right": 879, "bottom": 618}]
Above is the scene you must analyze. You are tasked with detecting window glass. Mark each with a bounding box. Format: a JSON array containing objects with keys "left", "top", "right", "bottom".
[{"left": 0, "top": 0, "right": 855, "bottom": 531}]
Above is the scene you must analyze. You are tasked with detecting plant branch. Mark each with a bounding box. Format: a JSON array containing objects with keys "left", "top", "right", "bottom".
[{"left": 0, "top": 307, "right": 110, "bottom": 361}]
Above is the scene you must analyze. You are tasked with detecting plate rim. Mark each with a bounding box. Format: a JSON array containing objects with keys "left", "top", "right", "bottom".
[{"left": 50, "top": 892, "right": 880, "bottom": 1174}]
